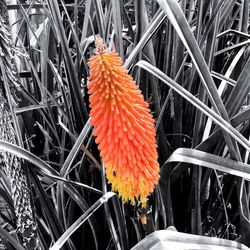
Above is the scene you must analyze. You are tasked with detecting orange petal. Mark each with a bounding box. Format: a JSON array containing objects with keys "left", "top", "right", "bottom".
[{"left": 87, "top": 39, "right": 159, "bottom": 206}]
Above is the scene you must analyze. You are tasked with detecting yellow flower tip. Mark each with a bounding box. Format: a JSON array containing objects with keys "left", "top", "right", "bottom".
[
  {"left": 88, "top": 37, "right": 160, "bottom": 206},
  {"left": 106, "top": 166, "right": 156, "bottom": 208}
]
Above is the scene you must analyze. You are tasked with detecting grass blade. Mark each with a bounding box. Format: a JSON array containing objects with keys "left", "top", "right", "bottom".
[
  {"left": 156, "top": 0, "right": 221, "bottom": 113},
  {"left": 0, "top": 227, "right": 25, "bottom": 250},
  {"left": 47, "top": 0, "right": 87, "bottom": 126},
  {"left": 111, "top": 0, "right": 124, "bottom": 60},
  {"left": 124, "top": 9, "right": 166, "bottom": 69},
  {"left": 50, "top": 192, "right": 116, "bottom": 250},
  {"left": 136, "top": 60, "right": 250, "bottom": 153},
  {"left": 166, "top": 148, "right": 250, "bottom": 181}
]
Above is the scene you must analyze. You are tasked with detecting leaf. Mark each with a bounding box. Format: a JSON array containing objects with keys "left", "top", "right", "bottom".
[
  {"left": 0, "top": 139, "right": 101, "bottom": 194},
  {"left": 203, "top": 45, "right": 246, "bottom": 140},
  {"left": 50, "top": 192, "right": 117, "bottom": 250},
  {"left": 0, "top": 226, "right": 26, "bottom": 250},
  {"left": 111, "top": 0, "right": 124, "bottom": 59},
  {"left": 167, "top": 148, "right": 250, "bottom": 181},
  {"left": 47, "top": 0, "right": 87, "bottom": 125},
  {"left": 124, "top": 9, "right": 166, "bottom": 69},
  {"left": 136, "top": 60, "right": 250, "bottom": 153},
  {"left": 156, "top": 0, "right": 241, "bottom": 160},
  {"left": 131, "top": 229, "right": 249, "bottom": 250},
  {"left": 226, "top": 55, "right": 250, "bottom": 118},
  {"left": 155, "top": 0, "right": 223, "bottom": 114},
  {"left": 59, "top": 119, "right": 91, "bottom": 177}
]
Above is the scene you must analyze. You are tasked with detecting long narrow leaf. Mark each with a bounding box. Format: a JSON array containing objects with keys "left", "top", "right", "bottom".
[
  {"left": 0, "top": 139, "right": 101, "bottom": 194},
  {"left": 156, "top": 0, "right": 221, "bottom": 114},
  {"left": 47, "top": 0, "right": 87, "bottom": 125},
  {"left": 111, "top": 0, "right": 124, "bottom": 59},
  {"left": 0, "top": 227, "right": 26, "bottom": 250},
  {"left": 136, "top": 60, "right": 250, "bottom": 153},
  {"left": 60, "top": 119, "right": 91, "bottom": 177},
  {"left": 50, "top": 192, "right": 116, "bottom": 250},
  {"left": 166, "top": 148, "right": 250, "bottom": 181},
  {"left": 124, "top": 9, "right": 166, "bottom": 69}
]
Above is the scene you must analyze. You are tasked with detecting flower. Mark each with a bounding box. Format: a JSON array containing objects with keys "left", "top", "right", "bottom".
[{"left": 88, "top": 37, "right": 159, "bottom": 206}]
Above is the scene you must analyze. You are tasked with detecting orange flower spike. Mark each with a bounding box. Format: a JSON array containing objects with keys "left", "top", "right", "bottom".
[{"left": 88, "top": 37, "right": 160, "bottom": 206}]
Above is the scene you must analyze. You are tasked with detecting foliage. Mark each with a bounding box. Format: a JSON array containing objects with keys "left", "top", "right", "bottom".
[{"left": 1, "top": 0, "right": 250, "bottom": 249}]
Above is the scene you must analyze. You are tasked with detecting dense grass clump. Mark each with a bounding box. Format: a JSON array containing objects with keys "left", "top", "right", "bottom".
[{"left": 1, "top": 0, "right": 250, "bottom": 249}]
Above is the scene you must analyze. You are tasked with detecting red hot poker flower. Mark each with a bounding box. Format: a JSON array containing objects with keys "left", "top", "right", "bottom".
[{"left": 88, "top": 37, "right": 159, "bottom": 206}]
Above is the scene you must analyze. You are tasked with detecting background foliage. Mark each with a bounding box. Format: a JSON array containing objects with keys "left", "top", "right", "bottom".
[{"left": 1, "top": 0, "right": 250, "bottom": 249}]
